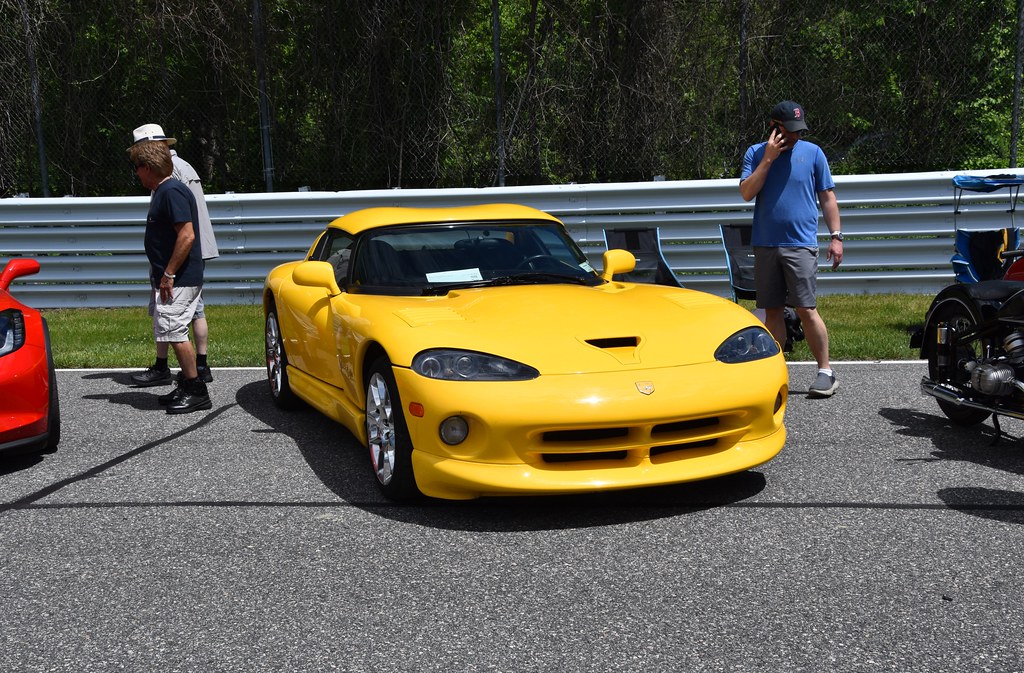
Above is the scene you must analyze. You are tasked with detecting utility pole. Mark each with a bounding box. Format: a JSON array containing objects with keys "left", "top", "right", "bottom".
[
  {"left": 1013, "top": 0, "right": 1024, "bottom": 167},
  {"left": 252, "top": 0, "right": 274, "bottom": 191},
  {"left": 492, "top": 0, "right": 506, "bottom": 187},
  {"left": 18, "top": 0, "right": 50, "bottom": 197}
]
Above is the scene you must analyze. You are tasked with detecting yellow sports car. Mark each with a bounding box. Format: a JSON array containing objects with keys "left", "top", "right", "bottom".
[{"left": 263, "top": 204, "right": 787, "bottom": 500}]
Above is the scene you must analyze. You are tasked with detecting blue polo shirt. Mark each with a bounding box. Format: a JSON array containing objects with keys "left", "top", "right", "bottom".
[
  {"left": 740, "top": 139, "right": 835, "bottom": 247},
  {"left": 144, "top": 178, "right": 203, "bottom": 286}
]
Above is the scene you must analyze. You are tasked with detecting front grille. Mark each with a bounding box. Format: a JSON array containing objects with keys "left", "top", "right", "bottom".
[
  {"left": 541, "top": 450, "right": 628, "bottom": 464},
  {"left": 534, "top": 413, "right": 732, "bottom": 466},
  {"left": 650, "top": 439, "right": 718, "bottom": 461},
  {"left": 542, "top": 427, "right": 629, "bottom": 443},
  {"left": 652, "top": 417, "right": 720, "bottom": 435}
]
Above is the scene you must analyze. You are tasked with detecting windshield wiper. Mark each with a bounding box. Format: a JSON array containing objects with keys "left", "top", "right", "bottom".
[
  {"left": 487, "top": 272, "right": 593, "bottom": 286},
  {"left": 419, "top": 280, "right": 490, "bottom": 295}
]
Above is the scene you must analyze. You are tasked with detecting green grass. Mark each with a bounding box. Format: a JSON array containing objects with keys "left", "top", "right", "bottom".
[
  {"left": 739, "top": 293, "right": 933, "bottom": 361},
  {"left": 42, "top": 293, "right": 933, "bottom": 369},
  {"left": 44, "top": 304, "right": 266, "bottom": 369}
]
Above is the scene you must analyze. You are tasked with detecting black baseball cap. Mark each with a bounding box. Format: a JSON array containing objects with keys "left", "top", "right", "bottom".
[{"left": 771, "top": 100, "right": 809, "bottom": 132}]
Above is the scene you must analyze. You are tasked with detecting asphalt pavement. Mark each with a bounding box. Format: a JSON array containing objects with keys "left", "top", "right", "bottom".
[{"left": 2, "top": 362, "right": 1024, "bottom": 673}]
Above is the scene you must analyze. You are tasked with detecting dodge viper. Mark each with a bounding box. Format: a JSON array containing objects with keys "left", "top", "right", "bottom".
[
  {"left": 263, "top": 204, "right": 787, "bottom": 500},
  {"left": 0, "top": 258, "right": 60, "bottom": 457}
]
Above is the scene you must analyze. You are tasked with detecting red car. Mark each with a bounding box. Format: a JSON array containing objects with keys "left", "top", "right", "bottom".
[{"left": 0, "top": 259, "right": 60, "bottom": 456}]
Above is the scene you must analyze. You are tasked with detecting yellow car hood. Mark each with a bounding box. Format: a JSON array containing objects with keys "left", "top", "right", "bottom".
[{"left": 356, "top": 283, "right": 766, "bottom": 374}]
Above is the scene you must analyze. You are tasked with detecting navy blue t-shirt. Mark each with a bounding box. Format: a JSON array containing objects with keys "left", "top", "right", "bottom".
[{"left": 145, "top": 178, "right": 203, "bottom": 286}]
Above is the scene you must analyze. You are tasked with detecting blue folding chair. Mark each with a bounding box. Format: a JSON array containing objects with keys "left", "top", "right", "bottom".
[
  {"left": 951, "top": 174, "right": 1024, "bottom": 283},
  {"left": 951, "top": 227, "right": 1020, "bottom": 283}
]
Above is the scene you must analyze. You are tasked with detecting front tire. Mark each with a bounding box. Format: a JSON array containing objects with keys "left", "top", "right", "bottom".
[
  {"left": 265, "top": 300, "right": 302, "bottom": 410},
  {"left": 365, "top": 356, "right": 419, "bottom": 500},
  {"left": 926, "top": 296, "right": 992, "bottom": 426},
  {"left": 43, "top": 319, "right": 60, "bottom": 452}
]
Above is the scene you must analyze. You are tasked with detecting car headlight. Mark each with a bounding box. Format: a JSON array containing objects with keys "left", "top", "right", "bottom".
[
  {"left": 412, "top": 349, "right": 539, "bottom": 381},
  {"left": 714, "top": 326, "right": 780, "bottom": 363},
  {"left": 0, "top": 309, "right": 25, "bottom": 357}
]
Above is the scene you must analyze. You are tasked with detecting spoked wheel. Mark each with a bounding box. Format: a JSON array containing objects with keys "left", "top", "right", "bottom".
[
  {"left": 926, "top": 297, "right": 992, "bottom": 426},
  {"left": 365, "top": 356, "right": 419, "bottom": 500},
  {"left": 265, "top": 300, "right": 302, "bottom": 410}
]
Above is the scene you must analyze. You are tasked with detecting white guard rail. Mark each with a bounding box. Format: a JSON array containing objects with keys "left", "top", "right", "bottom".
[{"left": 2, "top": 168, "right": 1023, "bottom": 308}]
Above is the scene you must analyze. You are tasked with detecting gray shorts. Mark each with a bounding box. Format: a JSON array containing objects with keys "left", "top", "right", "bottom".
[
  {"left": 152, "top": 285, "right": 203, "bottom": 343},
  {"left": 753, "top": 246, "right": 818, "bottom": 309}
]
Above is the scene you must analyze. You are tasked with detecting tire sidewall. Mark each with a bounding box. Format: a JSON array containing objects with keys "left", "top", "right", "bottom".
[{"left": 366, "top": 356, "right": 419, "bottom": 500}]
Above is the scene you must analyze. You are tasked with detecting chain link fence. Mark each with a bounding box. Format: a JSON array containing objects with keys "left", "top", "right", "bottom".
[{"left": 1, "top": 0, "right": 1021, "bottom": 198}]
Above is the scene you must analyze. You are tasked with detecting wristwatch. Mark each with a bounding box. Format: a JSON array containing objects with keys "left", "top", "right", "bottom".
[{"left": 830, "top": 231, "right": 844, "bottom": 241}]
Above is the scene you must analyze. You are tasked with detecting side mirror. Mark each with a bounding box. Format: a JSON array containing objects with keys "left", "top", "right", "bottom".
[
  {"left": 292, "top": 260, "right": 341, "bottom": 295},
  {"left": 0, "top": 258, "right": 41, "bottom": 292},
  {"left": 600, "top": 249, "right": 636, "bottom": 281}
]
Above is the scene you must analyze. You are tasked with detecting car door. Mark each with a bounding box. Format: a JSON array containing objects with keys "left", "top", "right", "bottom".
[{"left": 278, "top": 230, "right": 354, "bottom": 389}]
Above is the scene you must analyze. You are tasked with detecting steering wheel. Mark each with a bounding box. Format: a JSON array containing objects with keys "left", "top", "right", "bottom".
[{"left": 516, "top": 254, "right": 570, "bottom": 271}]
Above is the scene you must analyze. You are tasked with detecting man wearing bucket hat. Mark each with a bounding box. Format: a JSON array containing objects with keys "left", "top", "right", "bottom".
[
  {"left": 739, "top": 100, "right": 843, "bottom": 398},
  {"left": 128, "top": 123, "right": 219, "bottom": 390}
]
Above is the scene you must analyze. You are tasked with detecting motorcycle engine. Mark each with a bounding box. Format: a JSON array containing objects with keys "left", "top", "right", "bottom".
[
  {"left": 968, "top": 362, "right": 1019, "bottom": 396},
  {"left": 965, "top": 329, "right": 1024, "bottom": 396}
]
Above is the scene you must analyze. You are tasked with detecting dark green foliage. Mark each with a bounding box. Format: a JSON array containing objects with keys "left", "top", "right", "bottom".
[{"left": 0, "top": 0, "right": 1020, "bottom": 196}]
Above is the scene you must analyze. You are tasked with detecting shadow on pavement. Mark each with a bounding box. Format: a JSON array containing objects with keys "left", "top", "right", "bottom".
[
  {"left": 882, "top": 406, "right": 1024, "bottom": 525},
  {"left": 0, "top": 453, "right": 44, "bottom": 476},
  {"left": 233, "top": 379, "right": 769, "bottom": 532},
  {"left": 937, "top": 487, "right": 1024, "bottom": 525},
  {"left": 880, "top": 406, "right": 1024, "bottom": 477}
]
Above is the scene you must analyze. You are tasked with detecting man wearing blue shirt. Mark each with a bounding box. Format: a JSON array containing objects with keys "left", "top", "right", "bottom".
[{"left": 740, "top": 101, "right": 843, "bottom": 398}]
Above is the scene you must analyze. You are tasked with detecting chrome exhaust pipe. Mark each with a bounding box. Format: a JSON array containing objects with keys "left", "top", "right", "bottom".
[{"left": 921, "top": 377, "right": 1024, "bottom": 421}]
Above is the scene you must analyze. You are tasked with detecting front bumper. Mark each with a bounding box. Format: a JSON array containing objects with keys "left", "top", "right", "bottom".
[
  {"left": 395, "top": 356, "right": 788, "bottom": 499},
  {"left": 0, "top": 341, "right": 51, "bottom": 457}
]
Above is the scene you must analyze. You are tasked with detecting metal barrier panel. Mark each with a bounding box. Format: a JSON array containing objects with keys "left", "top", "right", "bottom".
[{"left": 2, "top": 169, "right": 1022, "bottom": 307}]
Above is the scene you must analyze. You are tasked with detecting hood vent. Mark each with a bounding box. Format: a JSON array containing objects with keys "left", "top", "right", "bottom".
[
  {"left": 586, "top": 337, "right": 639, "bottom": 349},
  {"left": 583, "top": 336, "right": 641, "bottom": 365}
]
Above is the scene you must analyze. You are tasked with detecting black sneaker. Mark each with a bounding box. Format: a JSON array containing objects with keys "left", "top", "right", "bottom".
[
  {"left": 197, "top": 365, "right": 214, "bottom": 383},
  {"left": 166, "top": 378, "right": 212, "bottom": 414},
  {"left": 131, "top": 366, "right": 173, "bottom": 387}
]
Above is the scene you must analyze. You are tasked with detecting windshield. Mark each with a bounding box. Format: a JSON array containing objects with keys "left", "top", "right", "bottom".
[{"left": 349, "top": 220, "right": 601, "bottom": 294}]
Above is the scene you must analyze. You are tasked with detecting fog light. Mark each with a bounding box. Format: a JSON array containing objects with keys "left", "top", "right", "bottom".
[
  {"left": 439, "top": 416, "right": 469, "bottom": 445},
  {"left": 774, "top": 386, "right": 787, "bottom": 414}
]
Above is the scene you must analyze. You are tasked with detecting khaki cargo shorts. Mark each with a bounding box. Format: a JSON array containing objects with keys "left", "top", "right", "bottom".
[{"left": 152, "top": 285, "right": 203, "bottom": 343}]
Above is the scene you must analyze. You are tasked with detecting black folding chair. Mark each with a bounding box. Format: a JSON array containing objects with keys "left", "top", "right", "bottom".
[
  {"left": 718, "top": 223, "right": 804, "bottom": 352},
  {"left": 719, "top": 223, "right": 757, "bottom": 301},
  {"left": 602, "top": 227, "right": 683, "bottom": 287}
]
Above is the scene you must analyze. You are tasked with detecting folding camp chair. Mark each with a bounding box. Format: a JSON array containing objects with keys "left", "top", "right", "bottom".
[
  {"left": 950, "top": 174, "right": 1024, "bottom": 283},
  {"left": 719, "top": 223, "right": 757, "bottom": 301},
  {"left": 951, "top": 227, "right": 1020, "bottom": 283},
  {"left": 953, "top": 174, "right": 1024, "bottom": 214},
  {"left": 602, "top": 227, "right": 683, "bottom": 287},
  {"left": 718, "top": 223, "right": 804, "bottom": 352}
]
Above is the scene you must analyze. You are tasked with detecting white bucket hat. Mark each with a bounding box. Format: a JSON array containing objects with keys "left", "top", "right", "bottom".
[{"left": 130, "top": 123, "right": 176, "bottom": 147}]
